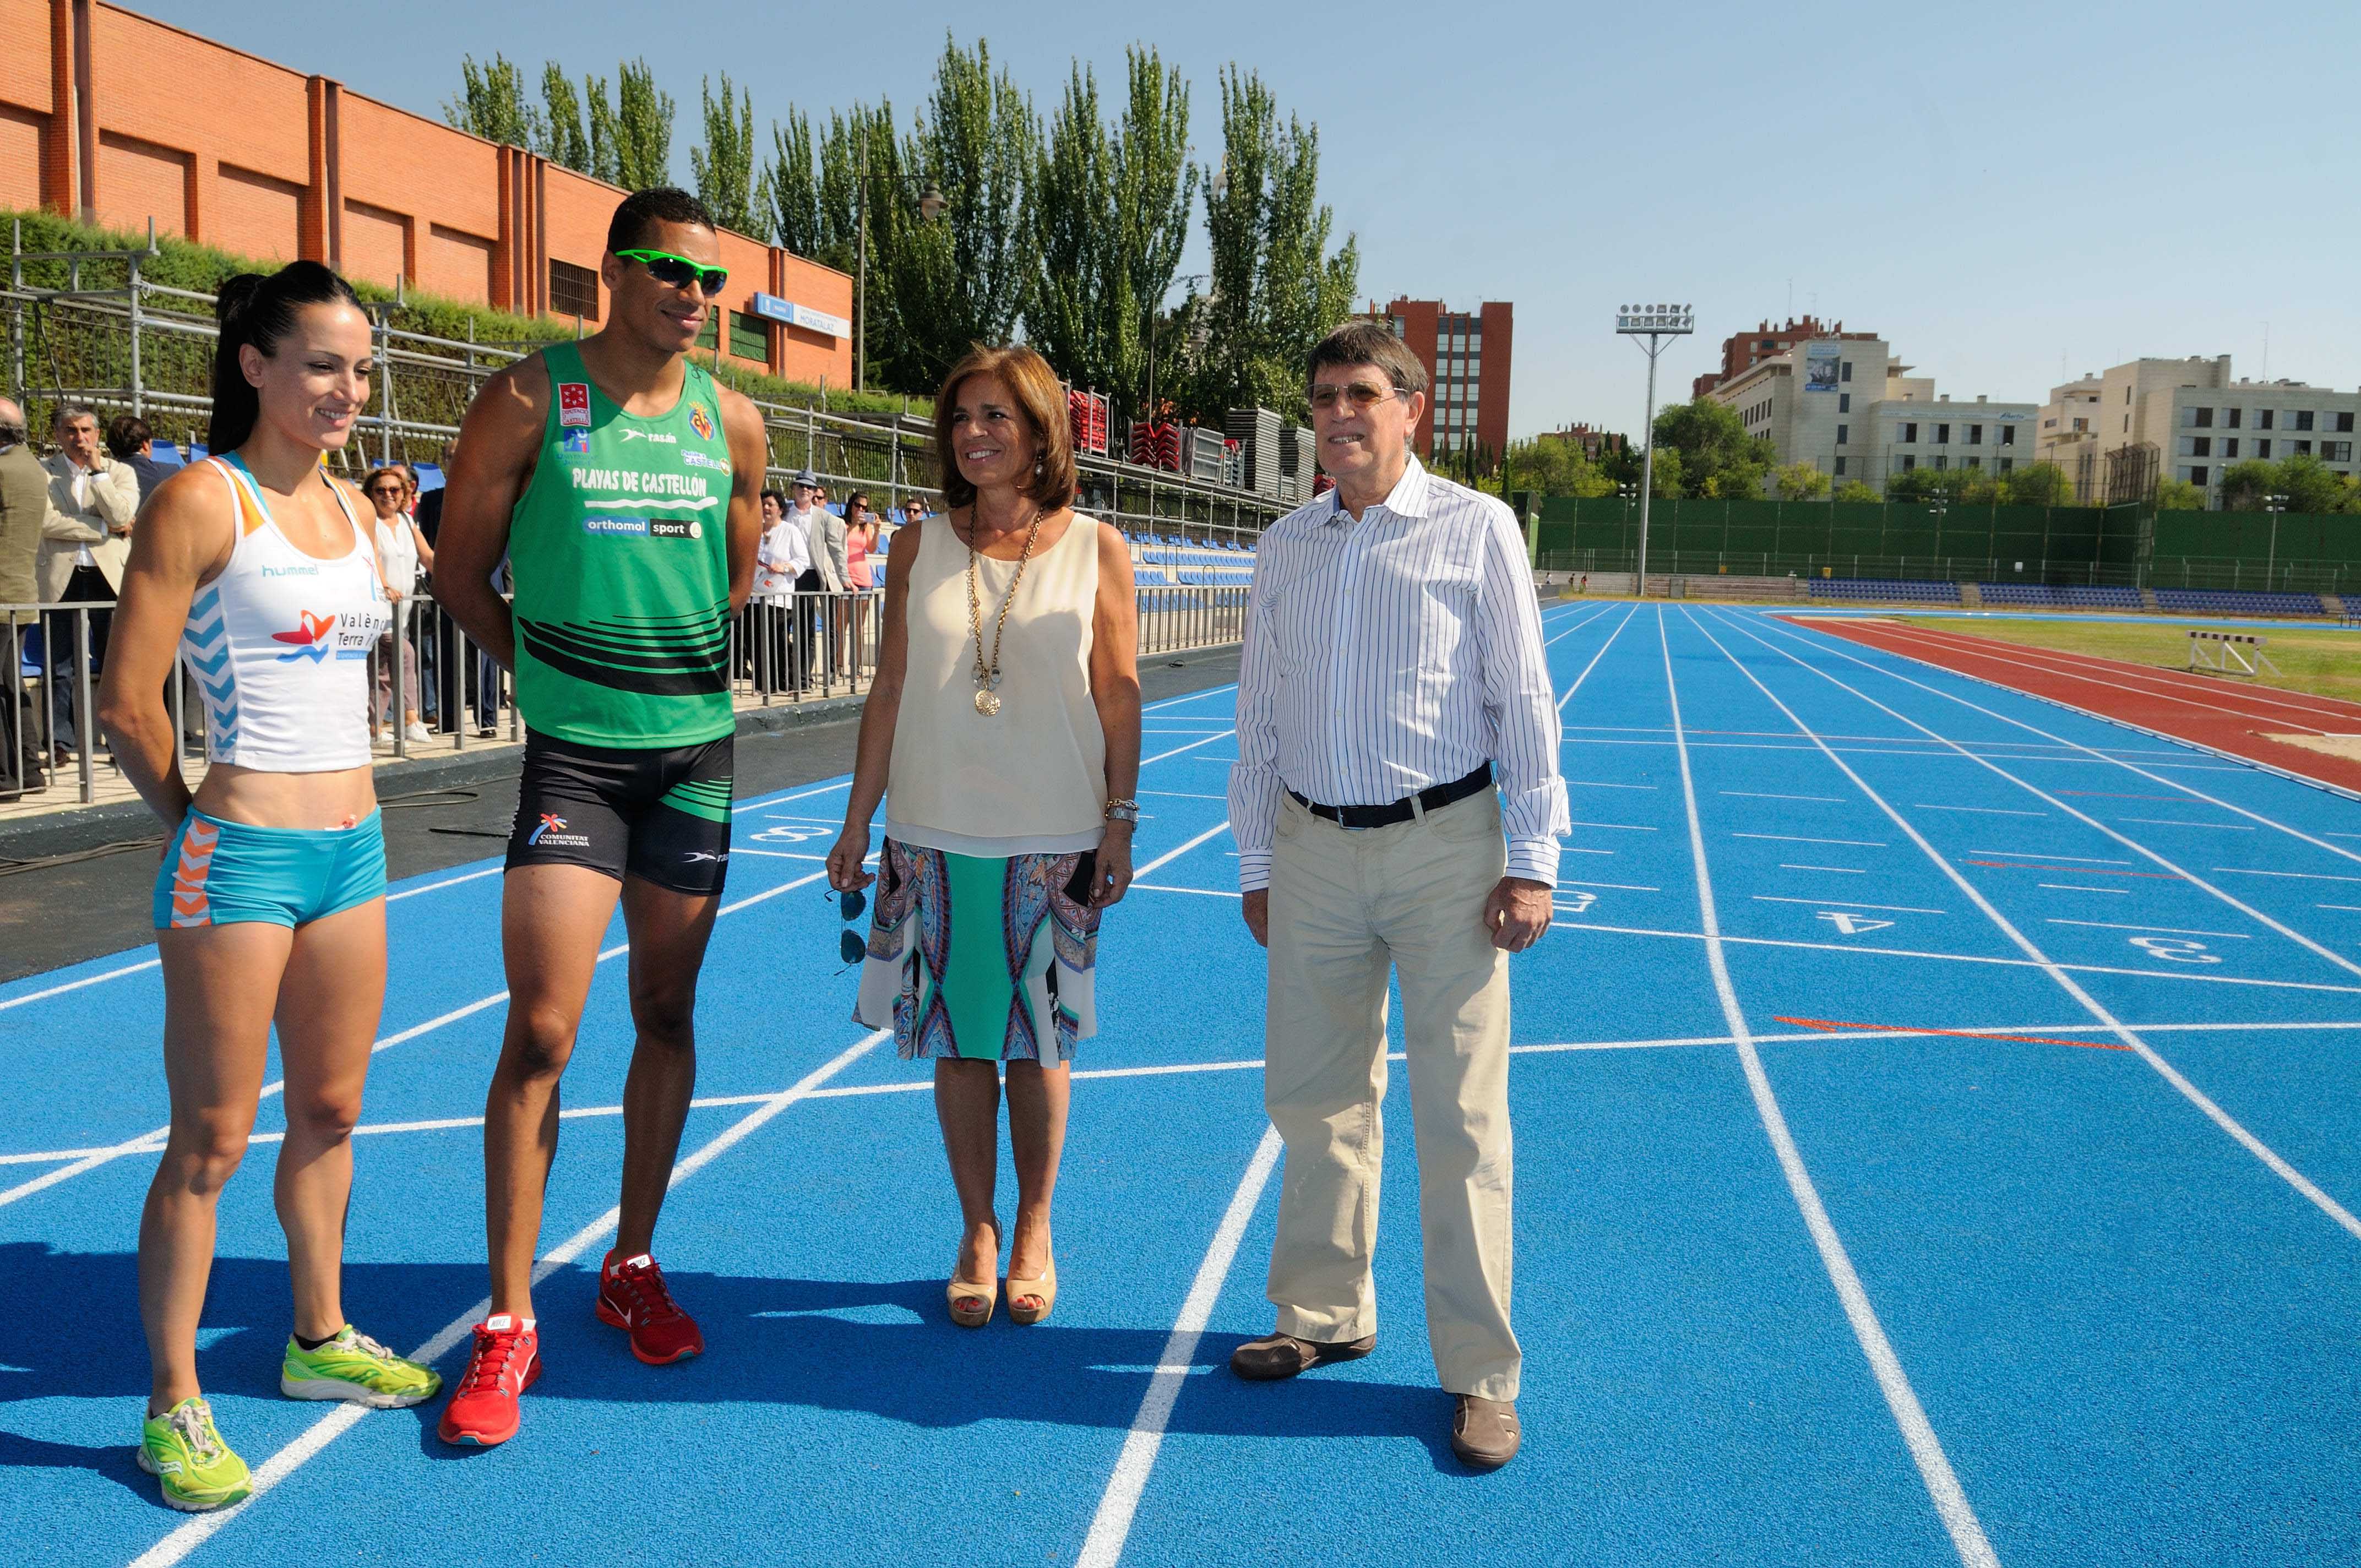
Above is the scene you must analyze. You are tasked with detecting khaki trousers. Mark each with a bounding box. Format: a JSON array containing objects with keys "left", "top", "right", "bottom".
[{"left": 1262, "top": 786, "right": 1519, "bottom": 1401}]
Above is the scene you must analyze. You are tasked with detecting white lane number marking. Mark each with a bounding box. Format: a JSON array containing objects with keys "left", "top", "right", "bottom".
[{"left": 2129, "top": 935, "right": 2219, "bottom": 965}]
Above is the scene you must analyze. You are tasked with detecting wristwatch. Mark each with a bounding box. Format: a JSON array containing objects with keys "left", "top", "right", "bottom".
[{"left": 1103, "top": 797, "right": 1140, "bottom": 825}]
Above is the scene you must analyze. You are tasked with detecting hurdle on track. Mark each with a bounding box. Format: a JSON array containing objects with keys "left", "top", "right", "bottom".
[{"left": 2186, "top": 628, "right": 2281, "bottom": 679}]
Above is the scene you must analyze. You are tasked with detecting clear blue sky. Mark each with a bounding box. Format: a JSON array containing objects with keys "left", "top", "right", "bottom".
[{"left": 146, "top": 1, "right": 2361, "bottom": 442}]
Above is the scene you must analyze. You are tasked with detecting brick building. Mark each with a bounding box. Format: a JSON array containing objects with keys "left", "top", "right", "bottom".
[
  {"left": 1366, "top": 296, "right": 1511, "bottom": 462},
  {"left": 1536, "top": 422, "right": 1624, "bottom": 463},
  {"left": 1693, "top": 315, "right": 1876, "bottom": 399},
  {"left": 1, "top": 0, "right": 852, "bottom": 386}
]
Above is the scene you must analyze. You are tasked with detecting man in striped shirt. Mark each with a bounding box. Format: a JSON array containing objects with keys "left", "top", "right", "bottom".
[{"left": 1226, "top": 321, "right": 1568, "bottom": 1471}]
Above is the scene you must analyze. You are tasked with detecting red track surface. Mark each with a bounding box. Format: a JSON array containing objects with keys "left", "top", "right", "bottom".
[{"left": 1790, "top": 616, "right": 2361, "bottom": 794}]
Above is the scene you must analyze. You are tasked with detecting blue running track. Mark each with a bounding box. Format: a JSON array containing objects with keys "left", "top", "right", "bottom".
[{"left": 6, "top": 601, "right": 2361, "bottom": 1566}]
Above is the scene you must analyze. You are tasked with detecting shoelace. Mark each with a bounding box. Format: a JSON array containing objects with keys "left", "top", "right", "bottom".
[
  {"left": 610, "top": 1261, "right": 685, "bottom": 1325},
  {"left": 340, "top": 1329, "right": 396, "bottom": 1360},
  {"left": 458, "top": 1326, "right": 524, "bottom": 1395},
  {"left": 168, "top": 1401, "right": 220, "bottom": 1463}
]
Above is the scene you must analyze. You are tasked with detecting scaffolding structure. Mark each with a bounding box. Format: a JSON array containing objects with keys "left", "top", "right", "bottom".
[{"left": 4, "top": 225, "right": 1289, "bottom": 546}]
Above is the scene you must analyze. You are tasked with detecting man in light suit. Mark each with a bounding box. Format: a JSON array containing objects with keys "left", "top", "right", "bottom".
[{"left": 37, "top": 405, "right": 138, "bottom": 757}]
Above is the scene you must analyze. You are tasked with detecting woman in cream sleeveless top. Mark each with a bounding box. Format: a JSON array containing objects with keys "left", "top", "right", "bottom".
[{"left": 826, "top": 345, "right": 1140, "bottom": 1331}]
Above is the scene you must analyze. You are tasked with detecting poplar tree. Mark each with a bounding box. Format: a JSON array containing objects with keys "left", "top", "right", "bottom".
[
  {"left": 1026, "top": 64, "right": 1118, "bottom": 394},
  {"left": 690, "top": 74, "right": 760, "bottom": 232},
  {"left": 882, "top": 37, "right": 1040, "bottom": 387},
  {"left": 613, "top": 58, "right": 676, "bottom": 191},
  {"left": 443, "top": 54, "right": 542, "bottom": 150},
  {"left": 763, "top": 109, "right": 824, "bottom": 260},
  {"left": 1194, "top": 67, "right": 1357, "bottom": 420},
  {"left": 1109, "top": 48, "right": 1196, "bottom": 411},
  {"left": 540, "top": 64, "right": 591, "bottom": 174}
]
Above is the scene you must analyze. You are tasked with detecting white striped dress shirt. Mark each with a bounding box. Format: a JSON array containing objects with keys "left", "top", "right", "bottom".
[{"left": 1229, "top": 458, "right": 1569, "bottom": 892}]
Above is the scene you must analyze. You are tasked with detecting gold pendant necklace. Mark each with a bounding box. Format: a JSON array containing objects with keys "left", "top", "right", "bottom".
[{"left": 964, "top": 508, "right": 1043, "bottom": 718}]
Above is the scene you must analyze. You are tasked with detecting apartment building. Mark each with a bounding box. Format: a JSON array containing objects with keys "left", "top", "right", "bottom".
[
  {"left": 1692, "top": 315, "right": 1879, "bottom": 398},
  {"left": 1702, "top": 332, "right": 2034, "bottom": 492},
  {"left": 1367, "top": 297, "right": 1513, "bottom": 460},
  {"left": 2039, "top": 356, "right": 2359, "bottom": 502}
]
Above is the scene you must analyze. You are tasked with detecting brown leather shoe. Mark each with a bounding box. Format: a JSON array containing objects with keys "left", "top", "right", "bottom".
[
  {"left": 1450, "top": 1395, "right": 1520, "bottom": 1469},
  {"left": 1228, "top": 1331, "right": 1378, "bottom": 1381}
]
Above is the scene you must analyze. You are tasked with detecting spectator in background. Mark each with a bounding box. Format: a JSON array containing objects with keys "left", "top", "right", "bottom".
[
  {"left": 785, "top": 473, "right": 829, "bottom": 679},
  {"left": 38, "top": 404, "right": 138, "bottom": 761},
  {"left": 751, "top": 486, "right": 810, "bottom": 690},
  {"left": 842, "top": 492, "right": 878, "bottom": 671},
  {"left": 0, "top": 396, "right": 47, "bottom": 792},
  {"left": 107, "top": 414, "right": 175, "bottom": 505},
  {"left": 365, "top": 465, "right": 433, "bottom": 742},
  {"left": 417, "top": 434, "right": 497, "bottom": 736}
]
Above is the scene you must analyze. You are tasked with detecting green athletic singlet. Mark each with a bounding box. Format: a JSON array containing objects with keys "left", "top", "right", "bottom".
[{"left": 507, "top": 340, "right": 735, "bottom": 748}]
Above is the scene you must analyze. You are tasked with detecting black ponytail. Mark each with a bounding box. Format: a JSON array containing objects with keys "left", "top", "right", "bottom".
[{"left": 207, "top": 260, "right": 362, "bottom": 454}]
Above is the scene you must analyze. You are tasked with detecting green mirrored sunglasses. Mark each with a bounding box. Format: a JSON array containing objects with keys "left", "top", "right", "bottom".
[{"left": 614, "top": 248, "right": 729, "bottom": 297}]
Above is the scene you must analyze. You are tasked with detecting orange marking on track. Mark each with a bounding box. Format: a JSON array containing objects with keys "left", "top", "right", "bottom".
[{"left": 1775, "top": 1015, "right": 2131, "bottom": 1052}]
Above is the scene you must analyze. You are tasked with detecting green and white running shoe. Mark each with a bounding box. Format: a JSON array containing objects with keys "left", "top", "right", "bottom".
[
  {"left": 280, "top": 1325, "right": 442, "bottom": 1408},
  {"left": 138, "top": 1397, "right": 252, "bottom": 1513}
]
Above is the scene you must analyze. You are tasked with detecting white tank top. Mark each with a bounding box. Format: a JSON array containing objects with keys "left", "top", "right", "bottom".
[
  {"left": 181, "top": 455, "right": 389, "bottom": 771},
  {"left": 886, "top": 512, "right": 1107, "bottom": 856}
]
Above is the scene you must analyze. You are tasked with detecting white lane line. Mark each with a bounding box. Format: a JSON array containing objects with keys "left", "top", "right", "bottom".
[
  {"left": 2212, "top": 867, "right": 2361, "bottom": 884},
  {"left": 2327, "top": 832, "right": 2361, "bottom": 841},
  {"left": 1076, "top": 1124, "right": 1284, "bottom": 1568},
  {"left": 1781, "top": 863, "right": 1865, "bottom": 874},
  {"left": 1139, "top": 790, "right": 1227, "bottom": 801},
  {"left": 1130, "top": 883, "right": 1240, "bottom": 900},
  {"left": 384, "top": 864, "right": 504, "bottom": 902},
  {"left": 2040, "top": 884, "right": 2128, "bottom": 895},
  {"left": 1558, "top": 603, "right": 1640, "bottom": 711},
  {"left": 1753, "top": 896, "right": 1946, "bottom": 914},
  {"left": 1734, "top": 833, "right": 1887, "bottom": 848},
  {"left": 1542, "top": 602, "right": 1615, "bottom": 646},
  {"left": 2321, "top": 904, "right": 2361, "bottom": 913},
  {"left": 2117, "top": 819, "right": 2254, "bottom": 831},
  {"left": 0, "top": 956, "right": 162, "bottom": 1013},
  {"left": 1139, "top": 729, "right": 1237, "bottom": 767},
  {"left": 1716, "top": 609, "right": 2361, "bottom": 993},
  {"left": 1656, "top": 609, "right": 2000, "bottom": 1568},
  {"left": 1555, "top": 918, "right": 2361, "bottom": 993},
  {"left": 0, "top": 865, "right": 831, "bottom": 1213},
  {"left": 1745, "top": 612, "right": 2361, "bottom": 872},
  {"left": 1569, "top": 779, "right": 1657, "bottom": 791},
  {"left": 2047, "top": 919, "right": 2251, "bottom": 939},
  {"left": 1134, "top": 823, "right": 1232, "bottom": 880},
  {"left": 0, "top": 780, "right": 847, "bottom": 1017},
  {"left": 1560, "top": 879, "right": 1661, "bottom": 892},
  {"left": 1569, "top": 820, "right": 1657, "bottom": 832},
  {"left": 1694, "top": 608, "right": 2361, "bottom": 1244},
  {"left": 1912, "top": 803, "right": 2046, "bottom": 817},
  {"left": 1141, "top": 683, "right": 1240, "bottom": 714},
  {"left": 1722, "top": 790, "right": 1843, "bottom": 802},
  {"left": 1964, "top": 850, "right": 2132, "bottom": 865},
  {"left": 126, "top": 1029, "right": 890, "bottom": 1568}
]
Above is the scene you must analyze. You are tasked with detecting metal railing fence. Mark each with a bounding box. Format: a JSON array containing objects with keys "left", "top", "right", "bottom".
[
  {"left": 4, "top": 230, "right": 1288, "bottom": 549},
  {"left": 6, "top": 584, "right": 1250, "bottom": 805}
]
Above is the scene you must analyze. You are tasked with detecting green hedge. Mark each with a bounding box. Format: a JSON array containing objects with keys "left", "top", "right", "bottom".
[{"left": 3, "top": 206, "right": 920, "bottom": 420}]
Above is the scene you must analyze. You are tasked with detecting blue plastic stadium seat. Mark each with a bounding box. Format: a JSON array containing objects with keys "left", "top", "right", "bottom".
[{"left": 2153, "top": 589, "right": 2325, "bottom": 617}]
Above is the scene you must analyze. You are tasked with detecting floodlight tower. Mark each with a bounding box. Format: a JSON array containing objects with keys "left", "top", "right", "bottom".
[{"left": 1615, "top": 303, "right": 1693, "bottom": 595}]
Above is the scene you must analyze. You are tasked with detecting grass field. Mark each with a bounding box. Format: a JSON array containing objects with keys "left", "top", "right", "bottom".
[{"left": 1899, "top": 616, "right": 2361, "bottom": 704}]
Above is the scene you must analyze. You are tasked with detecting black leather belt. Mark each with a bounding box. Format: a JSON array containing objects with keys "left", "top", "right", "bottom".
[{"left": 1289, "top": 764, "right": 1492, "bottom": 830}]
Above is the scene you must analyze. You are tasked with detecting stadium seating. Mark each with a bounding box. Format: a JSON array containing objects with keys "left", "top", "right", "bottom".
[
  {"left": 1804, "top": 578, "right": 1962, "bottom": 604},
  {"left": 2152, "top": 589, "right": 2327, "bottom": 617},
  {"left": 2059, "top": 585, "right": 2145, "bottom": 610}
]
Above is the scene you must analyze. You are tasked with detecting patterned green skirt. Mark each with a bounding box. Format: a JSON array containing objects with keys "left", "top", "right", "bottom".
[{"left": 852, "top": 837, "right": 1102, "bottom": 1063}]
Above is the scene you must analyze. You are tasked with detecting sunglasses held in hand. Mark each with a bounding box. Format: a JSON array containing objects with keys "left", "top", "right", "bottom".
[
  {"left": 835, "top": 888, "right": 867, "bottom": 968},
  {"left": 615, "top": 248, "right": 730, "bottom": 297}
]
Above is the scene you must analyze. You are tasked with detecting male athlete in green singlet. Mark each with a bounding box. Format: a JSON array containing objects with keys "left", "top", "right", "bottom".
[{"left": 429, "top": 189, "right": 765, "bottom": 1447}]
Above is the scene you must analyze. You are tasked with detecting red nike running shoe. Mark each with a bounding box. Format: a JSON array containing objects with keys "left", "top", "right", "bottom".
[
  {"left": 595, "top": 1250, "right": 705, "bottom": 1365},
  {"left": 436, "top": 1315, "right": 541, "bottom": 1446}
]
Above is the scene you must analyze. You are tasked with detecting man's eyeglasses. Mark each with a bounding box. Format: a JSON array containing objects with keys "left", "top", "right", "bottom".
[
  {"left": 1309, "top": 382, "right": 1407, "bottom": 412},
  {"left": 834, "top": 887, "right": 868, "bottom": 967},
  {"left": 614, "top": 248, "right": 729, "bottom": 297}
]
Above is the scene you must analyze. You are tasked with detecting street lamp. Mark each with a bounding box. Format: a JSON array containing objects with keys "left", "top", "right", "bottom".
[
  {"left": 1614, "top": 303, "right": 1694, "bottom": 595},
  {"left": 855, "top": 161, "right": 949, "bottom": 393},
  {"left": 2264, "top": 491, "right": 2289, "bottom": 587}
]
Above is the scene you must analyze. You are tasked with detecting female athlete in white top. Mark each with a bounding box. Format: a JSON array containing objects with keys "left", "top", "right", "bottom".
[{"left": 99, "top": 260, "right": 439, "bottom": 1513}]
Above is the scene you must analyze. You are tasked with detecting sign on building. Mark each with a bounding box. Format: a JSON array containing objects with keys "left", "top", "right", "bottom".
[
  {"left": 1804, "top": 344, "right": 1840, "bottom": 393},
  {"left": 752, "top": 293, "right": 850, "bottom": 341}
]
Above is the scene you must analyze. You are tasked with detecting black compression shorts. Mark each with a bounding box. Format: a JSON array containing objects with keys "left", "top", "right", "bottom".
[{"left": 505, "top": 731, "right": 735, "bottom": 896}]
